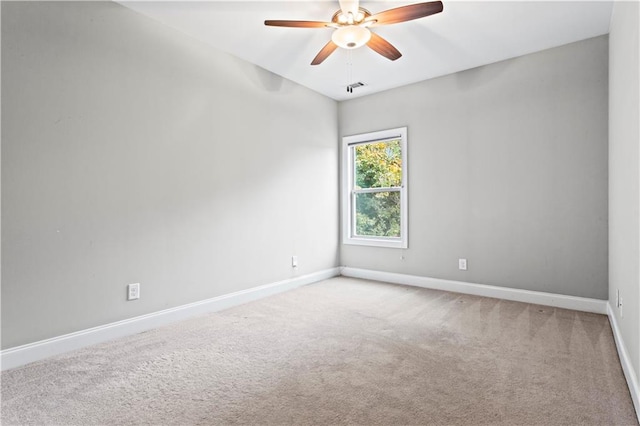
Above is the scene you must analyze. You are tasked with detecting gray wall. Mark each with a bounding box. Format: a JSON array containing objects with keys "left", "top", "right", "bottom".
[
  {"left": 339, "top": 36, "right": 609, "bottom": 300},
  {"left": 609, "top": 1, "right": 640, "bottom": 384},
  {"left": 1, "top": 1, "right": 339, "bottom": 349}
]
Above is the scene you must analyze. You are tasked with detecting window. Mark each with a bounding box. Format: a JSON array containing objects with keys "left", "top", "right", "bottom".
[{"left": 342, "top": 127, "right": 407, "bottom": 248}]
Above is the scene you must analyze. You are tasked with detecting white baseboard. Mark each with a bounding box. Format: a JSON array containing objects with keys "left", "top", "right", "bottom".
[
  {"left": 340, "top": 267, "right": 608, "bottom": 314},
  {"left": 607, "top": 302, "right": 640, "bottom": 422},
  {"left": 1, "top": 267, "right": 341, "bottom": 371}
]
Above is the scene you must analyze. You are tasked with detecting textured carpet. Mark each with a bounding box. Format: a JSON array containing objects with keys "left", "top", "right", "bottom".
[{"left": 1, "top": 277, "right": 637, "bottom": 425}]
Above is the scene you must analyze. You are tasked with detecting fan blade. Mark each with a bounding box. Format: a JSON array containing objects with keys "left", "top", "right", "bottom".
[
  {"left": 367, "top": 32, "right": 402, "bottom": 61},
  {"left": 311, "top": 40, "right": 339, "bottom": 65},
  {"left": 339, "top": 0, "right": 359, "bottom": 16},
  {"left": 264, "top": 20, "right": 332, "bottom": 28},
  {"left": 369, "top": 1, "right": 443, "bottom": 26}
]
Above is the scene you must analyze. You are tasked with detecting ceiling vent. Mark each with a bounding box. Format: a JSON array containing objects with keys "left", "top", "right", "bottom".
[{"left": 347, "top": 82, "right": 365, "bottom": 93}]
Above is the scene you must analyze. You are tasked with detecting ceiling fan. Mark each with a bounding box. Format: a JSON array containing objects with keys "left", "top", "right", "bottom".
[{"left": 264, "top": 0, "right": 444, "bottom": 65}]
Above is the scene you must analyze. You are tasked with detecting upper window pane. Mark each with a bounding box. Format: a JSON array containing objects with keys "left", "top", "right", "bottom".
[{"left": 354, "top": 140, "right": 402, "bottom": 189}]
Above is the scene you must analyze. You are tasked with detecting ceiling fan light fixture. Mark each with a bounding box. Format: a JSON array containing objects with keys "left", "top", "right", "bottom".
[{"left": 331, "top": 26, "right": 371, "bottom": 49}]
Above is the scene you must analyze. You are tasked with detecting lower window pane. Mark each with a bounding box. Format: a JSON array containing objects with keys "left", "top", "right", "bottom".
[{"left": 354, "top": 191, "right": 401, "bottom": 238}]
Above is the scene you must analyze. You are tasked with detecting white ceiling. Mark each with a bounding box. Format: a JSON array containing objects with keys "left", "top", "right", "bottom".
[{"left": 119, "top": 1, "right": 613, "bottom": 101}]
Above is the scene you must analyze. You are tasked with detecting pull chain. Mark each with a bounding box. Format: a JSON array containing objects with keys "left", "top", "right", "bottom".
[{"left": 346, "top": 50, "right": 353, "bottom": 93}]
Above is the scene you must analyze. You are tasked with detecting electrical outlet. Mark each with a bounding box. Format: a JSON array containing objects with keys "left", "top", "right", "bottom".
[
  {"left": 616, "top": 289, "right": 624, "bottom": 317},
  {"left": 458, "top": 259, "right": 467, "bottom": 271},
  {"left": 292, "top": 256, "right": 298, "bottom": 268},
  {"left": 127, "top": 283, "right": 140, "bottom": 301}
]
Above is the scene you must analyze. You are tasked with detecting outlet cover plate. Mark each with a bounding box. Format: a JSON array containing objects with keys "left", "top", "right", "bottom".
[{"left": 128, "top": 283, "right": 140, "bottom": 300}]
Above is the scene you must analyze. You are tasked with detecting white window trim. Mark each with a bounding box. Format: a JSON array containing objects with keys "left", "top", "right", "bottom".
[{"left": 341, "top": 127, "right": 408, "bottom": 249}]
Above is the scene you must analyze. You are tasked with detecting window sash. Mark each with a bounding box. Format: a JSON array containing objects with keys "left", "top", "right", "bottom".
[
  {"left": 352, "top": 187, "right": 401, "bottom": 194},
  {"left": 350, "top": 188, "right": 402, "bottom": 240}
]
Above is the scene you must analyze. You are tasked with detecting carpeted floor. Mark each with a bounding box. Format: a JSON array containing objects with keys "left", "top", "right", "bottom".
[{"left": 1, "top": 277, "right": 637, "bottom": 425}]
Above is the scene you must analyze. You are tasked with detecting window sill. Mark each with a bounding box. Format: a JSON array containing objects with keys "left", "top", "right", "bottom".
[{"left": 343, "top": 237, "right": 407, "bottom": 249}]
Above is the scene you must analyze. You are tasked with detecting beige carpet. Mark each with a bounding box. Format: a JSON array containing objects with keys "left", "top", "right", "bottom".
[{"left": 1, "top": 277, "right": 637, "bottom": 425}]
